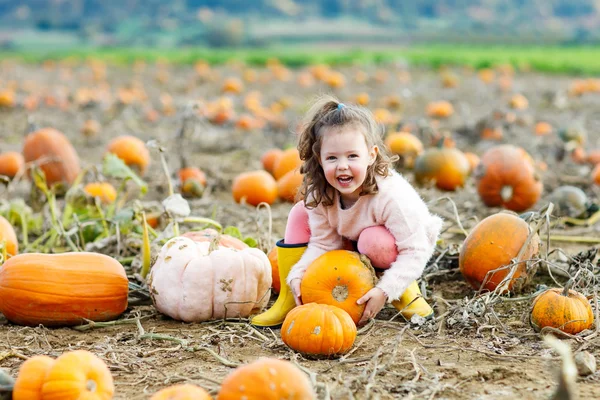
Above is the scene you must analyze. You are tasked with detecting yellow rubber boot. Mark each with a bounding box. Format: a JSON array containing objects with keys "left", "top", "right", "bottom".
[
  {"left": 391, "top": 281, "right": 434, "bottom": 320},
  {"left": 251, "top": 240, "right": 307, "bottom": 327}
]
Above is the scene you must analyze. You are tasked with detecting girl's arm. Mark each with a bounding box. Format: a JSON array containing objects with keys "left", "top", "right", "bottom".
[
  {"left": 376, "top": 197, "right": 443, "bottom": 302},
  {"left": 286, "top": 206, "right": 342, "bottom": 285}
]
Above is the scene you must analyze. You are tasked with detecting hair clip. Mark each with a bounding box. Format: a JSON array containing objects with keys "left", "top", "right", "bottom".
[{"left": 337, "top": 103, "right": 345, "bottom": 110}]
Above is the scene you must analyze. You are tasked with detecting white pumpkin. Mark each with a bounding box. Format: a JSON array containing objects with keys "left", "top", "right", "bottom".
[{"left": 148, "top": 236, "right": 272, "bottom": 322}]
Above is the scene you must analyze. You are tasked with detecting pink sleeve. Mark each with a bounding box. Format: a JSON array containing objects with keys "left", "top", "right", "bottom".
[
  {"left": 286, "top": 205, "right": 342, "bottom": 284},
  {"left": 375, "top": 195, "right": 442, "bottom": 302}
]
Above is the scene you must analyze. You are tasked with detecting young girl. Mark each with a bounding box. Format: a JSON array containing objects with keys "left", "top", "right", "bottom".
[{"left": 251, "top": 95, "right": 442, "bottom": 327}]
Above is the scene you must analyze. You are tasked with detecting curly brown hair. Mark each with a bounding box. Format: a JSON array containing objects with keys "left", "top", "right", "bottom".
[{"left": 297, "top": 94, "right": 398, "bottom": 208}]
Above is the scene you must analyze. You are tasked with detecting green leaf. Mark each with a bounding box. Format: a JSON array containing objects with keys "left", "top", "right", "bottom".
[
  {"left": 223, "top": 226, "right": 242, "bottom": 239},
  {"left": 102, "top": 153, "right": 148, "bottom": 195},
  {"left": 31, "top": 165, "right": 49, "bottom": 194},
  {"left": 243, "top": 237, "right": 258, "bottom": 248}
]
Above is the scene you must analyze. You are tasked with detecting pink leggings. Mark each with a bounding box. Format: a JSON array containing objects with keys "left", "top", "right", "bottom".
[{"left": 284, "top": 202, "right": 398, "bottom": 269}]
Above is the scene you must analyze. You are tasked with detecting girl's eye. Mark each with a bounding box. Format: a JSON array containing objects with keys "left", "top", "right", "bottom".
[
  {"left": 326, "top": 156, "right": 336, "bottom": 161},
  {"left": 349, "top": 154, "right": 358, "bottom": 159}
]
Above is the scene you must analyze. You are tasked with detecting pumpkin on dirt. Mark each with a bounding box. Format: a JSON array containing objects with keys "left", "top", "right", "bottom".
[
  {"left": 277, "top": 169, "right": 304, "bottom": 203},
  {"left": 0, "top": 215, "right": 18, "bottom": 258},
  {"left": 232, "top": 170, "right": 278, "bottom": 206},
  {"left": 300, "top": 250, "right": 377, "bottom": 325},
  {"left": 459, "top": 213, "right": 540, "bottom": 293},
  {"left": 593, "top": 164, "right": 600, "bottom": 186},
  {"left": 260, "top": 148, "right": 283, "bottom": 175},
  {"left": 13, "top": 355, "right": 55, "bottom": 400},
  {"left": 106, "top": 135, "right": 150, "bottom": 176},
  {"left": 0, "top": 252, "right": 128, "bottom": 326},
  {"left": 151, "top": 384, "right": 213, "bottom": 400},
  {"left": 84, "top": 182, "right": 118, "bottom": 204},
  {"left": 178, "top": 166, "right": 207, "bottom": 198},
  {"left": 414, "top": 147, "right": 470, "bottom": 191},
  {"left": 475, "top": 145, "right": 542, "bottom": 212},
  {"left": 426, "top": 101, "right": 454, "bottom": 118},
  {"left": 547, "top": 185, "right": 590, "bottom": 218},
  {"left": 148, "top": 235, "right": 271, "bottom": 322},
  {"left": 0, "top": 151, "right": 25, "bottom": 178},
  {"left": 41, "top": 350, "right": 114, "bottom": 400},
  {"left": 530, "top": 285, "right": 594, "bottom": 335},
  {"left": 217, "top": 358, "right": 315, "bottom": 400},
  {"left": 23, "top": 128, "right": 81, "bottom": 186},
  {"left": 281, "top": 303, "right": 356, "bottom": 357},
  {"left": 267, "top": 246, "right": 280, "bottom": 294},
  {"left": 272, "top": 148, "right": 302, "bottom": 180},
  {"left": 384, "top": 132, "right": 424, "bottom": 169}
]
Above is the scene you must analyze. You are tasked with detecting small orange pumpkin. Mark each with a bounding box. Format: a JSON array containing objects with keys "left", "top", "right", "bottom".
[
  {"left": 178, "top": 167, "right": 207, "bottom": 198},
  {"left": 463, "top": 152, "right": 480, "bottom": 174},
  {"left": 530, "top": 285, "right": 594, "bottom": 335},
  {"left": 0, "top": 151, "right": 25, "bottom": 178},
  {"left": 261, "top": 148, "right": 283, "bottom": 176},
  {"left": 23, "top": 128, "right": 81, "bottom": 186},
  {"left": 0, "top": 215, "right": 18, "bottom": 258},
  {"left": 84, "top": 182, "right": 118, "bottom": 204},
  {"left": 277, "top": 169, "right": 304, "bottom": 203},
  {"left": 41, "top": 350, "right": 114, "bottom": 400},
  {"left": 592, "top": 164, "right": 600, "bottom": 186},
  {"left": 459, "top": 213, "right": 540, "bottom": 293},
  {"left": 475, "top": 145, "right": 542, "bottom": 212},
  {"left": 534, "top": 121, "right": 552, "bottom": 136},
  {"left": 272, "top": 148, "right": 302, "bottom": 181},
  {"left": 426, "top": 101, "right": 454, "bottom": 118},
  {"left": 509, "top": 94, "right": 529, "bottom": 110},
  {"left": 217, "top": 358, "right": 315, "bottom": 400},
  {"left": 13, "top": 355, "right": 55, "bottom": 400},
  {"left": 300, "top": 250, "right": 376, "bottom": 325},
  {"left": 81, "top": 119, "right": 101, "bottom": 138},
  {"left": 281, "top": 303, "right": 356, "bottom": 357},
  {"left": 232, "top": 170, "right": 278, "bottom": 206},
  {"left": 0, "top": 252, "right": 129, "bottom": 326},
  {"left": 384, "top": 132, "right": 424, "bottom": 169},
  {"left": 267, "top": 246, "right": 280, "bottom": 294},
  {"left": 414, "top": 147, "right": 470, "bottom": 191},
  {"left": 106, "top": 135, "right": 150, "bottom": 176},
  {"left": 151, "top": 384, "right": 213, "bottom": 400}
]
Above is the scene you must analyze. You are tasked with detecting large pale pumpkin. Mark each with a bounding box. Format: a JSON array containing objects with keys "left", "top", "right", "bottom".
[
  {"left": 148, "top": 236, "right": 271, "bottom": 322},
  {"left": 0, "top": 252, "right": 129, "bottom": 326},
  {"left": 218, "top": 358, "right": 314, "bottom": 400},
  {"left": 23, "top": 128, "right": 81, "bottom": 186},
  {"left": 41, "top": 350, "right": 114, "bottom": 400},
  {"left": 281, "top": 303, "right": 356, "bottom": 357},
  {"left": 300, "top": 250, "right": 377, "bottom": 325},
  {"left": 459, "top": 213, "right": 540, "bottom": 293},
  {"left": 13, "top": 355, "right": 55, "bottom": 400}
]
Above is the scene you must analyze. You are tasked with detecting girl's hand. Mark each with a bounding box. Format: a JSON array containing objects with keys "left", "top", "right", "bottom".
[
  {"left": 357, "top": 287, "right": 387, "bottom": 326},
  {"left": 290, "top": 278, "right": 303, "bottom": 306}
]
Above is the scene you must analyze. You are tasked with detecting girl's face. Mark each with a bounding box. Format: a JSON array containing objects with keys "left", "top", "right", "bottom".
[{"left": 319, "top": 126, "right": 378, "bottom": 205}]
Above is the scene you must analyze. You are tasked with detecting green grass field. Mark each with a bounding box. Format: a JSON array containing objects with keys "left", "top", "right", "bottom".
[{"left": 2, "top": 45, "right": 600, "bottom": 75}]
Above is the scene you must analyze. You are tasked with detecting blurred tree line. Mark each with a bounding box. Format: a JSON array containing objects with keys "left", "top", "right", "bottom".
[{"left": 0, "top": 0, "right": 599, "bottom": 47}]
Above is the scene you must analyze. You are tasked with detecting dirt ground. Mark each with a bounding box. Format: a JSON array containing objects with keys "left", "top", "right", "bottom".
[{"left": 0, "top": 60, "right": 599, "bottom": 399}]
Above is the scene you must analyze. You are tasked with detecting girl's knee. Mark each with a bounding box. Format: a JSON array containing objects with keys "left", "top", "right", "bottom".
[
  {"left": 284, "top": 202, "right": 311, "bottom": 244},
  {"left": 357, "top": 226, "right": 397, "bottom": 269}
]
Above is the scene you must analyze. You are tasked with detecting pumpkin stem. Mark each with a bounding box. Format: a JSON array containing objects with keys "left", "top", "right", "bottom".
[{"left": 562, "top": 279, "right": 574, "bottom": 297}]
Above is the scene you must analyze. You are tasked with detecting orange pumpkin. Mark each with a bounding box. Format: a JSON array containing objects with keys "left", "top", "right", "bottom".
[
  {"left": 459, "top": 213, "right": 540, "bottom": 293},
  {"left": 384, "top": 132, "right": 424, "bottom": 169},
  {"left": 178, "top": 167, "right": 207, "bottom": 198},
  {"left": 23, "top": 128, "right": 81, "bottom": 186},
  {"left": 475, "top": 145, "right": 542, "bottom": 212},
  {"left": 463, "top": 152, "right": 480, "bottom": 173},
  {"left": 300, "top": 251, "right": 376, "bottom": 325},
  {"left": 0, "top": 151, "right": 25, "bottom": 178},
  {"left": 585, "top": 150, "right": 600, "bottom": 165},
  {"left": 426, "top": 101, "right": 454, "bottom": 118},
  {"left": 41, "top": 350, "right": 114, "bottom": 400},
  {"left": 414, "top": 147, "right": 470, "bottom": 191},
  {"left": 592, "top": 164, "right": 600, "bottom": 186},
  {"left": 84, "top": 182, "right": 117, "bottom": 204},
  {"left": 151, "top": 384, "right": 213, "bottom": 400},
  {"left": 281, "top": 303, "right": 356, "bottom": 357},
  {"left": 221, "top": 77, "right": 244, "bottom": 94},
  {"left": 0, "top": 215, "right": 18, "bottom": 258},
  {"left": 106, "top": 135, "right": 150, "bottom": 176},
  {"left": 81, "top": 119, "right": 101, "bottom": 138},
  {"left": 13, "top": 355, "right": 55, "bottom": 400},
  {"left": 261, "top": 148, "right": 283, "bottom": 176},
  {"left": 509, "top": 94, "right": 529, "bottom": 110},
  {"left": 534, "top": 121, "right": 552, "bottom": 136},
  {"left": 272, "top": 148, "right": 302, "bottom": 180},
  {"left": 530, "top": 286, "right": 594, "bottom": 335},
  {"left": 277, "top": 169, "right": 304, "bottom": 203},
  {"left": 0, "top": 252, "right": 129, "bottom": 326},
  {"left": 232, "top": 170, "right": 278, "bottom": 206},
  {"left": 217, "top": 358, "right": 314, "bottom": 400},
  {"left": 267, "top": 246, "right": 280, "bottom": 294}
]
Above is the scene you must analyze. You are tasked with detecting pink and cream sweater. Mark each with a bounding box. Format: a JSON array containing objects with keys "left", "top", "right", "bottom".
[{"left": 287, "top": 170, "right": 443, "bottom": 302}]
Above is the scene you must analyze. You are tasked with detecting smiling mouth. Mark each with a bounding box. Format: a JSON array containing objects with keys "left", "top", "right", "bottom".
[{"left": 337, "top": 176, "right": 353, "bottom": 185}]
